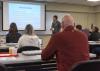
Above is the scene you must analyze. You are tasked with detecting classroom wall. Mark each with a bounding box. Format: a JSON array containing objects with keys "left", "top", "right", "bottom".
[
  {"left": 95, "top": 6, "right": 100, "bottom": 28},
  {"left": 40, "top": 3, "right": 96, "bottom": 47},
  {"left": 46, "top": 3, "right": 96, "bottom": 29},
  {"left": 1, "top": 2, "right": 100, "bottom": 47},
  {"left": 0, "top": 2, "right": 97, "bottom": 35},
  {"left": 46, "top": 3, "right": 94, "bottom": 13}
]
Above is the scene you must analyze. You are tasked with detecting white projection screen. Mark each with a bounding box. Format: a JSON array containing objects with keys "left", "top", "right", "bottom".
[{"left": 3, "top": 1, "right": 45, "bottom": 30}]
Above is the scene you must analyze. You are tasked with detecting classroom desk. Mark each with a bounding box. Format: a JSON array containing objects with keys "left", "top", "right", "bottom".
[
  {"left": 0, "top": 43, "right": 42, "bottom": 52},
  {"left": 0, "top": 43, "right": 18, "bottom": 53},
  {"left": 0, "top": 53, "right": 57, "bottom": 71},
  {"left": 88, "top": 41, "right": 100, "bottom": 55},
  {"left": 0, "top": 41, "right": 100, "bottom": 48},
  {"left": 88, "top": 41, "right": 100, "bottom": 45},
  {"left": 0, "top": 42, "right": 97, "bottom": 71},
  {"left": 0, "top": 43, "right": 18, "bottom": 50},
  {"left": 0, "top": 54, "right": 41, "bottom": 64}
]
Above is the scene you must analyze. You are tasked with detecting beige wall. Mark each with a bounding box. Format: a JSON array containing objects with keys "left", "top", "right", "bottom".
[
  {"left": 95, "top": 6, "right": 100, "bottom": 27},
  {"left": 46, "top": 3, "right": 94, "bottom": 13},
  {"left": 39, "top": 35, "right": 51, "bottom": 48},
  {"left": 71, "top": 13, "right": 95, "bottom": 29},
  {"left": 40, "top": 3, "right": 100, "bottom": 47},
  {"left": 46, "top": 3, "right": 96, "bottom": 29}
]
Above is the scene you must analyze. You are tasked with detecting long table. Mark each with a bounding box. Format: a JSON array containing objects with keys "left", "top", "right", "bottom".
[
  {"left": 88, "top": 41, "right": 100, "bottom": 57},
  {"left": 0, "top": 43, "right": 56, "bottom": 71},
  {"left": 0, "top": 53, "right": 57, "bottom": 71},
  {"left": 0, "top": 43, "right": 18, "bottom": 53},
  {"left": 88, "top": 41, "right": 100, "bottom": 45},
  {"left": 0, "top": 42, "right": 99, "bottom": 71}
]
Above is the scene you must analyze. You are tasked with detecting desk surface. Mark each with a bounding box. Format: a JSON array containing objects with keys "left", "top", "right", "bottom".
[
  {"left": 0, "top": 41, "right": 99, "bottom": 48},
  {"left": 0, "top": 53, "right": 41, "bottom": 64},
  {"left": 0, "top": 41, "right": 99, "bottom": 65},
  {"left": 88, "top": 41, "right": 100, "bottom": 45},
  {"left": 0, "top": 43, "right": 18, "bottom": 48}
]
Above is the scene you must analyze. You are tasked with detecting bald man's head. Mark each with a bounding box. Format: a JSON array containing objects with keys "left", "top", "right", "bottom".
[{"left": 61, "top": 14, "right": 75, "bottom": 30}]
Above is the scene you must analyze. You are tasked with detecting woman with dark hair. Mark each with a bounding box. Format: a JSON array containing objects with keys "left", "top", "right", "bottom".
[
  {"left": 6, "top": 23, "right": 21, "bottom": 43},
  {"left": 18, "top": 24, "right": 40, "bottom": 48}
]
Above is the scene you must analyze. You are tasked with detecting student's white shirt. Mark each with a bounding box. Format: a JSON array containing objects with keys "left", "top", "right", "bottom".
[{"left": 18, "top": 34, "right": 41, "bottom": 48}]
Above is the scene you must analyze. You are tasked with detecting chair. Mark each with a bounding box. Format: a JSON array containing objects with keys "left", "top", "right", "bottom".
[
  {"left": 0, "top": 63, "right": 7, "bottom": 71},
  {"left": 41, "top": 59, "right": 57, "bottom": 71},
  {"left": 17, "top": 46, "right": 40, "bottom": 53},
  {"left": 0, "top": 48, "right": 9, "bottom": 53},
  {"left": 71, "top": 60, "right": 100, "bottom": 71}
]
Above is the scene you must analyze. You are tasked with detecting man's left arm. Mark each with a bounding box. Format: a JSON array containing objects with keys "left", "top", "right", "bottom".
[{"left": 41, "top": 35, "right": 57, "bottom": 60}]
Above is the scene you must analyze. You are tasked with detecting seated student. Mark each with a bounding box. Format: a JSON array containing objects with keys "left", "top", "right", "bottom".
[
  {"left": 76, "top": 25, "right": 90, "bottom": 40},
  {"left": 89, "top": 26, "right": 100, "bottom": 56},
  {"left": 18, "top": 24, "right": 40, "bottom": 48},
  {"left": 6, "top": 23, "right": 21, "bottom": 43},
  {"left": 41, "top": 15, "right": 89, "bottom": 71},
  {"left": 76, "top": 24, "right": 83, "bottom": 31},
  {"left": 89, "top": 26, "right": 100, "bottom": 41},
  {"left": 83, "top": 28, "right": 90, "bottom": 39}
]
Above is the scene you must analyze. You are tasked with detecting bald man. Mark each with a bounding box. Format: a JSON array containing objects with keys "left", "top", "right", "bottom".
[{"left": 41, "top": 15, "right": 89, "bottom": 71}]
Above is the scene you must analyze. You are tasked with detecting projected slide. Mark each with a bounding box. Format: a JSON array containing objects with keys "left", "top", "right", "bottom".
[{"left": 3, "top": 2, "right": 45, "bottom": 30}]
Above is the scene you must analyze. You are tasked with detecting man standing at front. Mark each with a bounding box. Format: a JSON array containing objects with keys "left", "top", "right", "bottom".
[
  {"left": 50, "top": 15, "right": 61, "bottom": 35},
  {"left": 41, "top": 14, "right": 89, "bottom": 71}
]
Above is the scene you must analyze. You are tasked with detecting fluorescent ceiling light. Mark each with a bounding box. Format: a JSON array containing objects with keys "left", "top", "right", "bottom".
[{"left": 88, "top": 0, "right": 100, "bottom": 1}]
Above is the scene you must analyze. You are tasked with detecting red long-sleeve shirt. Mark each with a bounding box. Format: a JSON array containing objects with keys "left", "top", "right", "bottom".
[{"left": 41, "top": 26, "right": 89, "bottom": 71}]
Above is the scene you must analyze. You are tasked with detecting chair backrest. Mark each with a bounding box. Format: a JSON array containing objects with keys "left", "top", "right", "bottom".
[
  {"left": 71, "top": 60, "right": 100, "bottom": 71},
  {"left": 41, "top": 59, "right": 57, "bottom": 71},
  {"left": 0, "top": 48, "right": 9, "bottom": 53},
  {"left": 17, "top": 46, "right": 40, "bottom": 53},
  {"left": 0, "top": 63, "right": 7, "bottom": 71}
]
